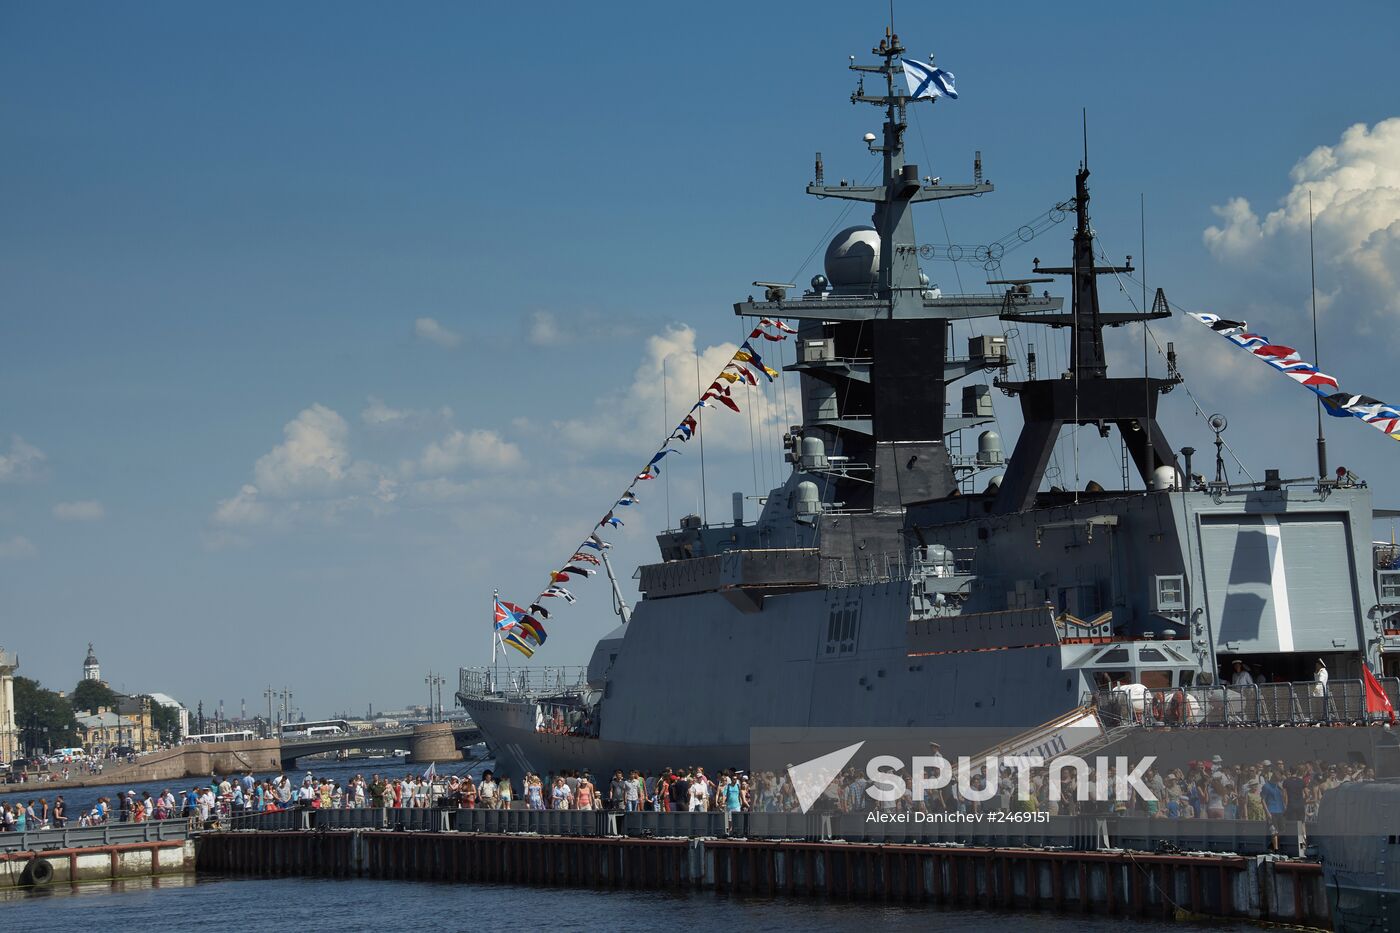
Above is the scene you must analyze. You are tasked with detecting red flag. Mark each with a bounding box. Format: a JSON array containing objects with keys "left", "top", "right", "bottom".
[{"left": 1363, "top": 662, "right": 1396, "bottom": 724}]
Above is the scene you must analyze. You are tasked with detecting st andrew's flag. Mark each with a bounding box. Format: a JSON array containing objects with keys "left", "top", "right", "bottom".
[
  {"left": 901, "top": 59, "right": 957, "bottom": 100},
  {"left": 494, "top": 597, "right": 526, "bottom": 632}
]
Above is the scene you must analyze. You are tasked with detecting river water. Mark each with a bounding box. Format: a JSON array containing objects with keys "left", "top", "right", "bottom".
[{"left": 0, "top": 875, "right": 1260, "bottom": 932}]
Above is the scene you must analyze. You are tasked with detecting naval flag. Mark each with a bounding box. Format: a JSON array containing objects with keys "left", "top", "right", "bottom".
[{"left": 901, "top": 59, "right": 958, "bottom": 100}]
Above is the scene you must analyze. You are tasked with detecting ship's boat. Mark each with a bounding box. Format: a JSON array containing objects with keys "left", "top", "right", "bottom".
[{"left": 459, "top": 28, "right": 1398, "bottom": 780}]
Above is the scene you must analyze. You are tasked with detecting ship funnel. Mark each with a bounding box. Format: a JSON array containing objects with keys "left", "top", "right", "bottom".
[
  {"left": 800, "top": 436, "right": 830, "bottom": 471},
  {"left": 975, "top": 430, "right": 1003, "bottom": 466},
  {"left": 795, "top": 481, "right": 821, "bottom": 519},
  {"left": 732, "top": 492, "right": 744, "bottom": 526}
]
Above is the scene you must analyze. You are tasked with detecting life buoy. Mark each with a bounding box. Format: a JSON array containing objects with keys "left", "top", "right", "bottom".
[
  {"left": 1167, "top": 689, "right": 1187, "bottom": 724},
  {"left": 21, "top": 857, "right": 54, "bottom": 887}
]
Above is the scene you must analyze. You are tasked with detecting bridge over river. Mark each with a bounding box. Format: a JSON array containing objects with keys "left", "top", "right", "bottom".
[{"left": 278, "top": 723, "right": 482, "bottom": 769}]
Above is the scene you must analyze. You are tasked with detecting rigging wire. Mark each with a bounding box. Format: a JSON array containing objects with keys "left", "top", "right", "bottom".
[
  {"left": 694, "top": 352, "right": 708, "bottom": 523},
  {"left": 743, "top": 321, "right": 761, "bottom": 498},
  {"left": 910, "top": 106, "right": 1010, "bottom": 492},
  {"left": 663, "top": 355, "right": 672, "bottom": 528},
  {"left": 1090, "top": 228, "right": 1257, "bottom": 485}
]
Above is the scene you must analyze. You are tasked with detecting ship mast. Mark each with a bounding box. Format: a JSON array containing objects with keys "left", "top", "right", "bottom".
[
  {"left": 994, "top": 156, "right": 1182, "bottom": 513},
  {"left": 732, "top": 29, "right": 1054, "bottom": 517},
  {"left": 825, "top": 29, "right": 989, "bottom": 317}
]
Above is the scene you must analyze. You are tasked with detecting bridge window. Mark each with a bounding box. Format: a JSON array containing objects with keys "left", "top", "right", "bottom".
[
  {"left": 1381, "top": 571, "right": 1400, "bottom": 605},
  {"left": 1155, "top": 575, "right": 1185, "bottom": 612}
]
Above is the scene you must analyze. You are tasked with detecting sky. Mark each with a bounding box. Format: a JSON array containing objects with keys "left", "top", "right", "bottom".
[{"left": 3, "top": 1, "right": 1400, "bottom": 719}]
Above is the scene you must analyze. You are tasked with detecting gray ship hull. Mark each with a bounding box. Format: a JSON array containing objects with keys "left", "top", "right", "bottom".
[{"left": 463, "top": 484, "right": 1387, "bottom": 780}]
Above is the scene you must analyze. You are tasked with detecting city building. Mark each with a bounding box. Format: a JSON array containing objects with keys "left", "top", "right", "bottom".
[
  {"left": 77, "top": 697, "right": 155, "bottom": 754},
  {"left": 82, "top": 642, "right": 102, "bottom": 684},
  {"left": 0, "top": 647, "right": 17, "bottom": 764},
  {"left": 145, "top": 692, "right": 189, "bottom": 739}
]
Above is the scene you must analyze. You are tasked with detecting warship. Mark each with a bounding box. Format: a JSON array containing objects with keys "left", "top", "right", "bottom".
[{"left": 458, "top": 29, "right": 1396, "bottom": 779}]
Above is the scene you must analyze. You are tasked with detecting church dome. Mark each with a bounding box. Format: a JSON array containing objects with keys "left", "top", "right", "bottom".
[{"left": 82, "top": 642, "right": 101, "bottom": 681}]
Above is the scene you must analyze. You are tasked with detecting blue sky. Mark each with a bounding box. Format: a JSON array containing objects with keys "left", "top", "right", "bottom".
[{"left": 3, "top": 1, "right": 1399, "bottom": 718}]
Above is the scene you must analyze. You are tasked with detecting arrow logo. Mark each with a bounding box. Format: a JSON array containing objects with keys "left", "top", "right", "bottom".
[{"left": 787, "top": 741, "right": 865, "bottom": 814}]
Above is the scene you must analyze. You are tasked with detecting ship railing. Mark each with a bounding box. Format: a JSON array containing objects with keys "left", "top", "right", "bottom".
[
  {"left": 821, "top": 548, "right": 976, "bottom": 588},
  {"left": 1375, "top": 543, "right": 1400, "bottom": 570},
  {"left": 458, "top": 666, "right": 590, "bottom": 700},
  {"left": 1092, "top": 678, "right": 1400, "bottom": 728}
]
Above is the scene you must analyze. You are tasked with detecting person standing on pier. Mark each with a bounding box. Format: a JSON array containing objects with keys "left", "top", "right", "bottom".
[
  {"left": 370, "top": 774, "right": 386, "bottom": 809},
  {"left": 479, "top": 771, "right": 498, "bottom": 809},
  {"left": 608, "top": 770, "right": 626, "bottom": 811},
  {"left": 526, "top": 774, "right": 543, "bottom": 810},
  {"left": 575, "top": 774, "right": 594, "bottom": 810},
  {"left": 550, "top": 775, "right": 572, "bottom": 809}
]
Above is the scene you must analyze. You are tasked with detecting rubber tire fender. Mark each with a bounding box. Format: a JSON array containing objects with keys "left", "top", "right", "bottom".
[{"left": 21, "top": 857, "right": 54, "bottom": 887}]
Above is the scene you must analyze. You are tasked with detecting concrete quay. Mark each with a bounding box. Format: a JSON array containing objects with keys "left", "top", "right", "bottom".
[
  {"left": 0, "top": 821, "right": 194, "bottom": 889},
  {"left": 3, "top": 740, "right": 282, "bottom": 793}
]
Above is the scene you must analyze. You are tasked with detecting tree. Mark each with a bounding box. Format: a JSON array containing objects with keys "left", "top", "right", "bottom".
[
  {"left": 143, "top": 696, "right": 181, "bottom": 743},
  {"left": 71, "top": 678, "right": 119, "bottom": 715},
  {"left": 12, "top": 676, "right": 78, "bottom": 754}
]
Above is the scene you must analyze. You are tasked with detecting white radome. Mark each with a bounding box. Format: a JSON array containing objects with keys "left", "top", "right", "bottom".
[{"left": 824, "top": 225, "right": 879, "bottom": 288}]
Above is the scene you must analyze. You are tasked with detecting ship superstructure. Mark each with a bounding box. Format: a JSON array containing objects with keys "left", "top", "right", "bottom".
[{"left": 458, "top": 30, "right": 1389, "bottom": 778}]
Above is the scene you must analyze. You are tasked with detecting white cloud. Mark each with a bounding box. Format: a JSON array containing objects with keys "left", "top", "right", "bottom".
[
  {"left": 1204, "top": 117, "right": 1400, "bottom": 324},
  {"left": 0, "top": 535, "right": 36, "bottom": 559},
  {"left": 212, "top": 403, "right": 523, "bottom": 533},
  {"left": 361, "top": 396, "right": 452, "bottom": 428},
  {"left": 53, "top": 500, "right": 105, "bottom": 521},
  {"left": 415, "top": 317, "right": 461, "bottom": 348},
  {"left": 526, "top": 309, "right": 640, "bottom": 347},
  {"left": 420, "top": 429, "right": 522, "bottom": 473},
  {"left": 0, "top": 435, "right": 45, "bottom": 482},
  {"left": 251, "top": 404, "right": 355, "bottom": 497},
  {"left": 551, "top": 325, "right": 797, "bottom": 458},
  {"left": 527, "top": 310, "right": 565, "bottom": 347},
  {"left": 213, "top": 484, "right": 270, "bottom": 526},
  {"left": 403, "top": 477, "right": 474, "bottom": 503},
  {"left": 212, "top": 405, "right": 398, "bottom": 529},
  {"left": 362, "top": 396, "right": 410, "bottom": 425}
]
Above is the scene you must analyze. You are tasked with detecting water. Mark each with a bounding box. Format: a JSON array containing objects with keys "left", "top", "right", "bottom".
[
  {"left": 0, "top": 756, "right": 491, "bottom": 822},
  {"left": 0, "top": 875, "right": 1263, "bottom": 932}
]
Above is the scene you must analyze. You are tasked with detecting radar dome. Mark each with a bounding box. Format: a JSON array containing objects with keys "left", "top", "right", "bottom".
[{"left": 824, "top": 226, "right": 879, "bottom": 288}]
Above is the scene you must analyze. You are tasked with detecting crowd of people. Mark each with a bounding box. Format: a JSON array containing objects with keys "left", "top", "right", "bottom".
[
  {"left": 495, "top": 768, "right": 751, "bottom": 812},
  {"left": 794, "top": 754, "right": 1375, "bottom": 830},
  {"left": 1, "top": 755, "right": 1377, "bottom": 839}
]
